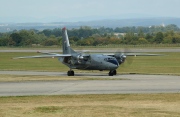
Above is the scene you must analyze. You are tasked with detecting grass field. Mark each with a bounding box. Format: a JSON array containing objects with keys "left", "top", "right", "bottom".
[
  {"left": 0, "top": 52, "right": 179, "bottom": 75},
  {"left": 0, "top": 94, "right": 180, "bottom": 117}
]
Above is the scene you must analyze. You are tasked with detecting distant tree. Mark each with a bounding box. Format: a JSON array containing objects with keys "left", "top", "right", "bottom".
[
  {"left": 36, "top": 33, "right": 48, "bottom": 44},
  {"left": 163, "top": 30, "right": 175, "bottom": 44},
  {"left": 0, "top": 38, "right": 8, "bottom": 46},
  {"left": 154, "top": 32, "right": 164, "bottom": 44},
  {"left": 43, "top": 38, "right": 59, "bottom": 46},
  {"left": 163, "top": 36, "right": 172, "bottom": 44},
  {"left": 52, "top": 28, "right": 62, "bottom": 37},
  {"left": 164, "top": 30, "right": 175, "bottom": 37},
  {"left": 172, "top": 35, "right": 180, "bottom": 43},
  {"left": 137, "top": 28, "right": 145, "bottom": 38},
  {"left": 41, "top": 29, "right": 52, "bottom": 37},
  {"left": 10, "top": 33, "right": 22, "bottom": 46},
  {"left": 19, "top": 30, "right": 41, "bottom": 46},
  {"left": 145, "top": 33, "right": 153, "bottom": 42},
  {"left": 166, "top": 24, "right": 179, "bottom": 31},
  {"left": 7, "top": 38, "right": 16, "bottom": 46},
  {"left": 124, "top": 32, "right": 138, "bottom": 44},
  {"left": 138, "top": 38, "right": 149, "bottom": 44}
]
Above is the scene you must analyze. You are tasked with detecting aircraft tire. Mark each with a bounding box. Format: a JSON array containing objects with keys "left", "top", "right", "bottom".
[
  {"left": 67, "top": 71, "right": 74, "bottom": 76},
  {"left": 109, "top": 71, "right": 114, "bottom": 76},
  {"left": 67, "top": 71, "right": 70, "bottom": 76},
  {"left": 113, "top": 70, "right": 117, "bottom": 75},
  {"left": 71, "top": 71, "right": 74, "bottom": 76}
]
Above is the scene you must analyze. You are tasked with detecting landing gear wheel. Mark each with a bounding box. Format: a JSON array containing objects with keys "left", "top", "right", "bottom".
[
  {"left": 109, "top": 70, "right": 114, "bottom": 76},
  {"left": 113, "top": 70, "right": 117, "bottom": 75},
  {"left": 109, "top": 70, "right": 117, "bottom": 76},
  {"left": 67, "top": 70, "right": 74, "bottom": 76}
]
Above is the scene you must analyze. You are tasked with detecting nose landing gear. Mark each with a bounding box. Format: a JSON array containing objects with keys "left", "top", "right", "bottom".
[
  {"left": 67, "top": 70, "right": 74, "bottom": 76},
  {"left": 109, "top": 70, "right": 117, "bottom": 76}
]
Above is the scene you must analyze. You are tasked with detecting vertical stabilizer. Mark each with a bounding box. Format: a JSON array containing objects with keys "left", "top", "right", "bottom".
[{"left": 62, "top": 27, "right": 76, "bottom": 54}]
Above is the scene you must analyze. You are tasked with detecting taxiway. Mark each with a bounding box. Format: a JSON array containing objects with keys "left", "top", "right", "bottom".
[{"left": 0, "top": 71, "right": 179, "bottom": 96}]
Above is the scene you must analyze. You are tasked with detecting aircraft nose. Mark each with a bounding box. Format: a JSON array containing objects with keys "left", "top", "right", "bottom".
[
  {"left": 114, "top": 59, "right": 119, "bottom": 67},
  {"left": 111, "top": 60, "right": 119, "bottom": 69},
  {"left": 109, "top": 64, "right": 119, "bottom": 70},
  {"left": 114, "top": 63, "right": 119, "bottom": 69},
  {"left": 105, "top": 58, "right": 119, "bottom": 69}
]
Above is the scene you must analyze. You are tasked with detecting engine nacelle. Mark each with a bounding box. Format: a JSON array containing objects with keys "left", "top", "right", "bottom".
[
  {"left": 77, "top": 55, "right": 84, "bottom": 60},
  {"left": 71, "top": 54, "right": 89, "bottom": 65},
  {"left": 115, "top": 54, "right": 126, "bottom": 64}
]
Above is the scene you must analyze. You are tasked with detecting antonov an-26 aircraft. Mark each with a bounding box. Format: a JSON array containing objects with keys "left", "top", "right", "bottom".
[{"left": 14, "top": 27, "right": 159, "bottom": 76}]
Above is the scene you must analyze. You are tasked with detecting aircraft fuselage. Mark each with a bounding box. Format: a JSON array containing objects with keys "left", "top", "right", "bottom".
[{"left": 59, "top": 54, "right": 119, "bottom": 71}]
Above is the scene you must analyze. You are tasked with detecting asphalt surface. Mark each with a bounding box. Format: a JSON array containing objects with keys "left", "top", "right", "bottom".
[{"left": 0, "top": 71, "right": 180, "bottom": 96}]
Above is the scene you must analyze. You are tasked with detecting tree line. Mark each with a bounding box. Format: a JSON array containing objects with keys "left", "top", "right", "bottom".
[{"left": 0, "top": 24, "right": 180, "bottom": 47}]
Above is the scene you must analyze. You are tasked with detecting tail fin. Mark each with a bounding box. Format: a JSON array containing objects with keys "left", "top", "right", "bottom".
[{"left": 62, "top": 27, "right": 76, "bottom": 54}]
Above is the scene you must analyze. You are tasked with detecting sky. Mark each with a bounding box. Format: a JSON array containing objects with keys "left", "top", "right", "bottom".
[{"left": 0, "top": 0, "right": 180, "bottom": 23}]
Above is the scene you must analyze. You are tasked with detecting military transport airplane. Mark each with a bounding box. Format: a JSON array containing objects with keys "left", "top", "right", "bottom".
[{"left": 14, "top": 27, "right": 160, "bottom": 76}]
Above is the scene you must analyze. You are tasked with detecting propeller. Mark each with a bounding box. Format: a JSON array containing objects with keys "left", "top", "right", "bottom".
[
  {"left": 114, "top": 48, "right": 133, "bottom": 65},
  {"left": 124, "top": 48, "right": 134, "bottom": 65}
]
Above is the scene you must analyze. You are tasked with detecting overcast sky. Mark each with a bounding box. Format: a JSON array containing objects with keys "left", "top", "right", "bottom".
[{"left": 0, "top": 0, "right": 180, "bottom": 22}]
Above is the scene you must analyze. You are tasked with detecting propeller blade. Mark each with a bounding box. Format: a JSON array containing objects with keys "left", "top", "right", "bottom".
[
  {"left": 124, "top": 48, "right": 133, "bottom": 64},
  {"left": 115, "top": 48, "right": 134, "bottom": 65}
]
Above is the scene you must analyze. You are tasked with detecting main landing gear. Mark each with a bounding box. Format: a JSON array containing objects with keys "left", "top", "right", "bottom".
[
  {"left": 67, "top": 70, "right": 116, "bottom": 76},
  {"left": 109, "top": 70, "right": 117, "bottom": 76},
  {"left": 67, "top": 70, "right": 74, "bottom": 76}
]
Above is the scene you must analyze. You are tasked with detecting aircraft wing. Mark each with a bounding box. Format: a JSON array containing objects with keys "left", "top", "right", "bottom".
[
  {"left": 125, "top": 53, "right": 163, "bottom": 56},
  {"left": 13, "top": 54, "right": 71, "bottom": 59},
  {"left": 37, "top": 51, "right": 60, "bottom": 55},
  {"left": 104, "top": 53, "right": 163, "bottom": 56}
]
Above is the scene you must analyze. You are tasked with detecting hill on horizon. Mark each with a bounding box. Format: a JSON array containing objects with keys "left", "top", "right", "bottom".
[{"left": 0, "top": 17, "right": 180, "bottom": 32}]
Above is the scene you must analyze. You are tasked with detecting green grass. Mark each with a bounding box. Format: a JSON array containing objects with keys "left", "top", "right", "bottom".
[
  {"left": 0, "top": 94, "right": 180, "bottom": 117},
  {"left": 0, "top": 52, "right": 68, "bottom": 71},
  {"left": 0, "top": 52, "right": 179, "bottom": 75},
  {"left": 120, "top": 52, "right": 180, "bottom": 75}
]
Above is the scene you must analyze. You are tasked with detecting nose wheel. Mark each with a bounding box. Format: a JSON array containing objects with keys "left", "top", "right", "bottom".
[
  {"left": 109, "top": 70, "right": 117, "bottom": 76},
  {"left": 67, "top": 70, "right": 74, "bottom": 76}
]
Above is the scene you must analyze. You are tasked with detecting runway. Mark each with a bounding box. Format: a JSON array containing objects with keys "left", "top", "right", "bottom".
[{"left": 0, "top": 71, "right": 180, "bottom": 96}]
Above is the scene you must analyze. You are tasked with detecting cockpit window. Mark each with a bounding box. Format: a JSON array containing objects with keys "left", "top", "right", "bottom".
[
  {"left": 104, "top": 58, "right": 115, "bottom": 61},
  {"left": 105, "top": 57, "right": 118, "bottom": 66}
]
